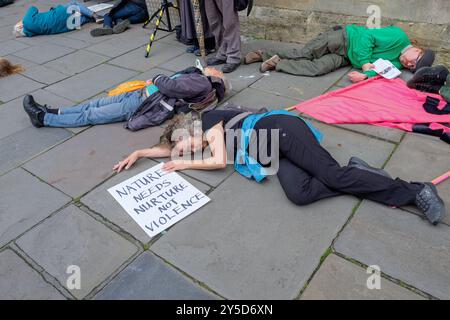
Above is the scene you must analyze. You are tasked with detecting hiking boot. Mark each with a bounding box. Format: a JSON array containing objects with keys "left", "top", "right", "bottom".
[
  {"left": 244, "top": 50, "right": 263, "bottom": 64},
  {"left": 206, "top": 56, "right": 226, "bottom": 66},
  {"left": 113, "top": 19, "right": 130, "bottom": 34},
  {"left": 440, "top": 85, "right": 450, "bottom": 103},
  {"left": 260, "top": 55, "right": 281, "bottom": 73},
  {"left": 411, "top": 83, "right": 442, "bottom": 94},
  {"left": 348, "top": 157, "right": 392, "bottom": 179},
  {"left": 23, "top": 95, "right": 45, "bottom": 128},
  {"left": 222, "top": 62, "right": 241, "bottom": 73},
  {"left": 415, "top": 183, "right": 446, "bottom": 225},
  {"left": 90, "top": 26, "right": 113, "bottom": 37},
  {"left": 408, "top": 65, "right": 449, "bottom": 87}
]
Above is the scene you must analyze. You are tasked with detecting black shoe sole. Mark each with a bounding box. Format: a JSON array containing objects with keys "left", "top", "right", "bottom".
[
  {"left": 90, "top": 28, "right": 113, "bottom": 37},
  {"left": 113, "top": 20, "right": 130, "bottom": 34}
]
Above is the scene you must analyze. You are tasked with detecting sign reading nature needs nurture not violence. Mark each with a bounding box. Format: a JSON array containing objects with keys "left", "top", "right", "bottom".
[{"left": 108, "top": 163, "right": 210, "bottom": 238}]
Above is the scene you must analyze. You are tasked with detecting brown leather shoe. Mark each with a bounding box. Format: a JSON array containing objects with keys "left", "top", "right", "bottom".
[
  {"left": 260, "top": 55, "right": 280, "bottom": 72},
  {"left": 244, "top": 50, "right": 263, "bottom": 64}
]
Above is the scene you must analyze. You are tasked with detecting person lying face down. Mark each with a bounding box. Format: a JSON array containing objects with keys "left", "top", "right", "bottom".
[
  {"left": 115, "top": 109, "right": 446, "bottom": 226},
  {"left": 22, "top": 67, "right": 230, "bottom": 130},
  {"left": 13, "top": 1, "right": 100, "bottom": 37},
  {"left": 244, "top": 25, "right": 435, "bottom": 83}
]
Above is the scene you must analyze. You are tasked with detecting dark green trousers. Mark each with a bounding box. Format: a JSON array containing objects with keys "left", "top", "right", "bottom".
[{"left": 262, "top": 29, "right": 350, "bottom": 76}]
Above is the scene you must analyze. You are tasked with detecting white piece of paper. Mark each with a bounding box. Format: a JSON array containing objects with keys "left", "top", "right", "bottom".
[
  {"left": 108, "top": 163, "right": 210, "bottom": 238},
  {"left": 372, "top": 58, "right": 402, "bottom": 79},
  {"left": 87, "top": 3, "right": 114, "bottom": 13}
]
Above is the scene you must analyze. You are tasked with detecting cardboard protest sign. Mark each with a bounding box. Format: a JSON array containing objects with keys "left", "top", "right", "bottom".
[{"left": 108, "top": 163, "right": 210, "bottom": 238}]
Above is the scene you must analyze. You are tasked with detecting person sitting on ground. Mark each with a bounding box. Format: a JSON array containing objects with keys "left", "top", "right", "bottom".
[
  {"left": 22, "top": 67, "right": 230, "bottom": 131},
  {"left": 114, "top": 109, "right": 446, "bottom": 226},
  {"left": 13, "top": 1, "right": 100, "bottom": 37},
  {"left": 90, "top": 0, "right": 149, "bottom": 37},
  {"left": 245, "top": 25, "right": 435, "bottom": 83},
  {"left": 0, "top": 58, "right": 24, "bottom": 78}
]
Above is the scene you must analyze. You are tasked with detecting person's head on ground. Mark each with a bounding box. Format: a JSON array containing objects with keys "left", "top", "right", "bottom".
[
  {"left": 13, "top": 20, "right": 25, "bottom": 37},
  {"left": 203, "top": 67, "right": 232, "bottom": 101},
  {"left": 399, "top": 46, "right": 435, "bottom": 71},
  {"left": 0, "top": 58, "right": 24, "bottom": 78},
  {"left": 159, "top": 113, "right": 207, "bottom": 155}
]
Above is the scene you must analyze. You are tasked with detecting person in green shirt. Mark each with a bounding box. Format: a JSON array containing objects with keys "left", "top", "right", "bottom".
[{"left": 244, "top": 25, "right": 435, "bottom": 83}]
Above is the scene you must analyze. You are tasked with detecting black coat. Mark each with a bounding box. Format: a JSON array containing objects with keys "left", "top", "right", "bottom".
[{"left": 110, "top": 0, "right": 148, "bottom": 15}]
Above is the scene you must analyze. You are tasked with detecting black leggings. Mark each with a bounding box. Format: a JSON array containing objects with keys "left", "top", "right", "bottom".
[{"left": 272, "top": 116, "right": 421, "bottom": 206}]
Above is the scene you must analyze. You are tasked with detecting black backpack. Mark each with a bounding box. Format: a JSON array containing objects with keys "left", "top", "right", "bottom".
[{"left": 234, "top": 0, "right": 254, "bottom": 16}]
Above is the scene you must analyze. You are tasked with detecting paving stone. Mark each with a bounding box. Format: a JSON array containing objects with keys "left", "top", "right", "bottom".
[
  {"left": 0, "top": 73, "right": 43, "bottom": 102},
  {"left": 334, "top": 200, "right": 450, "bottom": 299},
  {"left": 95, "top": 252, "right": 217, "bottom": 300},
  {"left": 85, "top": 34, "right": 151, "bottom": 58},
  {"left": 0, "top": 89, "right": 73, "bottom": 140},
  {"left": 225, "top": 87, "right": 300, "bottom": 110},
  {"left": 384, "top": 134, "right": 450, "bottom": 225},
  {"left": 151, "top": 173, "right": 358, "bottom": 299},
  {"left": 16, "top": 205, "right": 139, "bottom": 299},
  {"left": 62, "top": 26, "right": 112, "bottom": 44},
  {"left": 14, "top": 43, "right": 75, "bottom": 64},
  {"left": 301, "top": 254, "right": 424, "bottom": 300},
  {"left": 0, "top": 126, "right": 72, "bottom": 175},
  {"left": 0, "top": 39, "right": 29, "bottom": 56},
  {"left": 45, "top": 64, "right": 138, "bottom": 102},
  {"left": 0, "top": 169, "right": 70, "bottom": 247},
  {"left": 251, "top": 66, "right": 351, "bottom": 100},
  {"left": 159, "top": 52, "right": 203, "bottom": 72},
  {"left": 42, "top": 35, "right": 91, "bottom": 50},
  {"left": 44, "top": 50, "right": 109, "bottom": 76},
  {"left": 22, "top": 65, "right": 70, "bottom": 85},
  {"left": 82, "top": 159, "right": 211, "bottom": 244},
  {"left": 23, "top": 124, "right": 164, "bottom": 197},
  {"left": 335, "top": 123, "right": 405, "bottom": 143},
  {"left": 0, "top": 249, "right": 65, "bottom": 300},
  {"left": 221, "top": 63, "right": 265, "bottom": 93},
  {"left": 309, "top": 120, "right": 396, "bottom": 167},
  {"left": 108, "top": 43, "right": 185, "bottom": 72},
  {"left": 2, "top": 54, "right": 38, "bottom": 69}
]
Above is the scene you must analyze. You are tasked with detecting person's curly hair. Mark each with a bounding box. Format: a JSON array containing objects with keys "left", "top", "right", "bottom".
[
  {"left": 0, "top": 58, "right": 24, "bottom": 78},
  {"left": 158, "top": 113, "right": 202, "bottom": 148}
]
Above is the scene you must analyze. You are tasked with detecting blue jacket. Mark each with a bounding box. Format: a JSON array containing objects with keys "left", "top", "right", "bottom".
[
  {"left": 23, "top": 6, "right": 71, "bottom": 37},
  {"left": 235, "top": 110, "right": 323, "bottom": 182}
]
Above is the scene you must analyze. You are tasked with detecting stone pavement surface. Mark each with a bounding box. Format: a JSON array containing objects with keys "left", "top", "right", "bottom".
[{"left": 0, "top": 0, "right": 449, "bottom": 300}]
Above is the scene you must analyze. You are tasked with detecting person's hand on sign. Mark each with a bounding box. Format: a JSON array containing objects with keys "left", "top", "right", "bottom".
[
  {"left": 162, "top": 160, "right": 189, "bottom": 173},
  {"left": 113, "top": 151, "right": 141, "bottom": 173},
  {"left": 361, "top": 63, "right": 375, "bottom": 72},
  {"left": 348, "top": 71, "right": 368, "bottom": 83}
]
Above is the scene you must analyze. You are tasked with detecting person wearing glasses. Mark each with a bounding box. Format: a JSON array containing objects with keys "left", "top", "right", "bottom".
[{"left": 244, "top": 25, "right": 435, "bottom": 83}]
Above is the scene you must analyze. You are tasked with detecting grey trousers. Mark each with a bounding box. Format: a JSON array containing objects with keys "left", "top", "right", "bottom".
[
  {"left": 204, "top": 0, "right": 241, "bottom": 64},
  {"left": 262, "top": 29, "right": 350, "bottom": 76}
]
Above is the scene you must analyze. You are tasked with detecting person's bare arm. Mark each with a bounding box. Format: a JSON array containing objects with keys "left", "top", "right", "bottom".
[
  {"left": 162, "top": 122, "right": 227, "bottom": 172},
  {"left": 113, "top": 144, "right": 172, "bottom": 173}
]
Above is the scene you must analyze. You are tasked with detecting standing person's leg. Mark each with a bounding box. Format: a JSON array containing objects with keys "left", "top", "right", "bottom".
[
  {"left": 218, "top": 0, "right": 241, "bottom": 68},
  {"left": 277, "top": 117, "right": 422, "bottom": 207},
  {"left": 205, "top": 0, "right": 225, "bottom": 63},
  {"left": 44, "top": 91, "right": 145, "bottom": 127},
  {"left": 278, "top": 158, "right": 341, "bottom": 205}
]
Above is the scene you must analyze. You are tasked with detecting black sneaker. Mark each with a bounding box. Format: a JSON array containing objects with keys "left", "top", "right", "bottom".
[
  {"left": 222, "top": 62, "right": 241, "bottom": 73},
  {"left": 415, "top": 183, "right": 446, "bottom": 225},
  {"left": 113, "top": 19, "right": 130, "bottom": 34},
  {"left": 23, "top": 95, "right": 45, "bottom": 128},
  {"left": 408, "top": 65, "right": 450, "bottom": 87},
  {"left": 206, "top": 56, "right": 226, "bottom": 66},
  {"left": 90, "top": 26, "right": 113, "bottom": 37},
  {"left": 348, "top": 156, "right": 392, "bottom": 179}
]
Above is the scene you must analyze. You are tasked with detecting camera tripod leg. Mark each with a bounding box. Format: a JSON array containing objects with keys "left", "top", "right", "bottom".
[{"left": 145, "top": 5, "right": 165, "bottom": 58}]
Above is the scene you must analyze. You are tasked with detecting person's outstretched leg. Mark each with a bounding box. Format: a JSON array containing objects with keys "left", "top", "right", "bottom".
[
  {"left": 278, "top": 158, "right": 341, "bottom": 205},
  {"left": 59, "top": 94, "right": 129, "bottom": 115},
  {"left": 274, "top": 53, "right": 350, "bottom": 76}
]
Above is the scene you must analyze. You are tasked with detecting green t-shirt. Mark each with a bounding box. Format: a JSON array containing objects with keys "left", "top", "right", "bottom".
[{"left": 345, "top": 25, "right": 411, "bottom": 78}]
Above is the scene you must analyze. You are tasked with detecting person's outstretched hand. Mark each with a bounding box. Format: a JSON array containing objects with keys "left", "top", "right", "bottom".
[
  {"left": 162, "top": 160, "right": 189, "bottom": 173},
  {"left": 348, "top": 71, "right": 368, "bottom": 83},
  {"left": 113, "top": 151, "right": 140, "bottom": 173}
]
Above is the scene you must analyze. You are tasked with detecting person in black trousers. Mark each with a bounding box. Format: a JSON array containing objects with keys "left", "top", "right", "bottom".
[{"left": 114, "top": 110, "right": 446, "bottom": 226}]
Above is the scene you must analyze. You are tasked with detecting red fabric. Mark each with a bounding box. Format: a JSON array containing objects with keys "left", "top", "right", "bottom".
[{"left": 294, "top": 77, "right": 450, "bottom": 133}]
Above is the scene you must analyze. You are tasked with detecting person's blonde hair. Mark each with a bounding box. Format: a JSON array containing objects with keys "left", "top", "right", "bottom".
[
  {"left": 0, "top": 58, "right": 25, "bottom": 78},
  {"left": 158, "top": 113, "right": 201, "bottom": 148}
]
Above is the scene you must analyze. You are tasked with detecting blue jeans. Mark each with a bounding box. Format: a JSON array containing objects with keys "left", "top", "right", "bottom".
[
  {"left": 44, "top": 91, "right": 145, "bottom": 127},
  {"left": 103, "top": 2, "right": 148, "bottom": 28},
  {"left": 64, "top": 1, "right": 95, "bottom": 25}
]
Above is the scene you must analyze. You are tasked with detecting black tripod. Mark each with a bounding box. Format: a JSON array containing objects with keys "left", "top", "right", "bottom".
[{"left": 143, "top": 0, "right": 179, "bottom": 58}]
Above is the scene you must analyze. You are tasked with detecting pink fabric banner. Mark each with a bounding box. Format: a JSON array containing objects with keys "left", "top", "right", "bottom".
[{"left": 294, "top": 77, "right": 450, "bottom": 133}]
